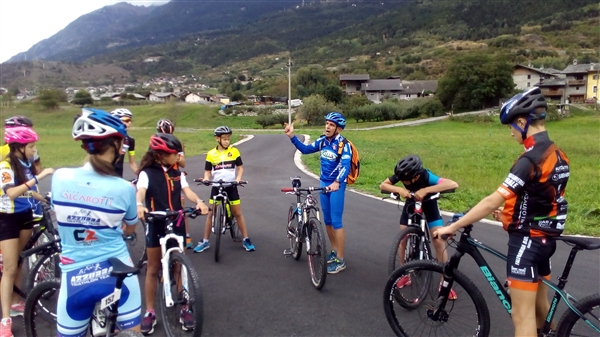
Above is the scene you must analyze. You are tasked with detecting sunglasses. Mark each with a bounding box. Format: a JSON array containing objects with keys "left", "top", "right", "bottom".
[{"left": 121, "top": 118, "right": 132, "bottom": 123}]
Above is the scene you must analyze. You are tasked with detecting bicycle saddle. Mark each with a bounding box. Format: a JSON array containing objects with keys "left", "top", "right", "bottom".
[
  {"left": 108, "top": 257, "right": 141, "bottom": 277},
  {"left": 555, "top": 236, "right": 600, "bottom": 250}
]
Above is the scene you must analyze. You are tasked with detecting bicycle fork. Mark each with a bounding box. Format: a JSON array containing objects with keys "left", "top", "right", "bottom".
[{"left": 159, "top": 234, "right": 187, "bottom": 308}]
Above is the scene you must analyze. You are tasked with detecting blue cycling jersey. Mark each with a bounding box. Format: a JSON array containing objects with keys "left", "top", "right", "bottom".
[
  {"left": 290, "top": 134, "right": 352, "bottom": 183},
  {"left": 51, "top": 163, "right": 138, "bottom": 272}
]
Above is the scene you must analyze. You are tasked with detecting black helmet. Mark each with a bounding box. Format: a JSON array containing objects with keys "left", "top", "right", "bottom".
[
  {"left": 149, "top": 133, "right": 183, "bottom": 154},
  {"left": 5, "top": 115, "right": 33, "bottom": 128},
  {"left": 156, "top": 118, "right": 175, "bottom": 133},
  {"left": 500, "top": 87, "right": 547, "bottom": 125},
  {"left": 394, "top": 155, "right": 423, "bottom": 181},
  {"left": 214, "top": 126, "right": 232, "bottom": 136}
]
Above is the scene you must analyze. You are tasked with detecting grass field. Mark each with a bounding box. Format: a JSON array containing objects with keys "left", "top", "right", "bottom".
[
  {"left": 1, "top": 103, "right": 598, "bottom": 235},
  {"left": 301, "top": 109, "right": 600, "bottom": 236}
]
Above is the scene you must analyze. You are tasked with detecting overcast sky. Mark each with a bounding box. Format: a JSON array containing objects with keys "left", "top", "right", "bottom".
[{"left": 0, "top": 0, "right": 169, "bottom": 63}]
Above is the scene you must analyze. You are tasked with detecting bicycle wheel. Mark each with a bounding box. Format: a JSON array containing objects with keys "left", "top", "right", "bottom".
[
  {"left": 213, "top": 203, "right": 224, "bottom": 262},
  {"left": 306, "top": 217, "right": 327, "bottom": 290},
  {"left": 388, "top": 226, "right": 433, "bottom": 275},
  {"left": 26, "top": 249, "right": 60, "bottom": 294},
  {"left": 229, "top": 217, "right": 242, "bottom": 243},
  {"left": 125, "top": 219, "right": 148, "bottom": 269},
  {"left": 287, "top": 205, "right": 302, "bottom": 260},
  {"left": 383, "top": 260, "right": 490, "bottom": 337},
  {"left": 556, "top": 293, "right": 600, "bottom": 336},
  {"left": 24, "top": 278, "right": 60, "bottom": 337},
  {"left": 27, "top": 230, "right": 53, "bottom": 271},
  {"left": 116, "top": 331, "right": 145, "bottom": 337},
  {"left": 158, "top": 252, "right": 204, "bottom": 337}
]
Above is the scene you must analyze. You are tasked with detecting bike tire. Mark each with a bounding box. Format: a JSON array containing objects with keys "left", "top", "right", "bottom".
[
  {"left": 213, "top": 203, "right": 224, "bottom": 262},
  {"left": 26, "top": 248, "right": 61, "bottom": 295},
  {"left": 230, "top": 217, "right": 242, "bottom": 242},
  {"left": 555, "top": 293, "right": 600, "bottom": 336},
  {"left": 306, "top": 217, "right": 327, "bottom": 290},
  {"left": 287, "top": 205, "right": 302, "bottom": 260},
  {"left": 115, "top": 330, "right": 145, "bottom": 337},
  {"left": 158, "top": 252, "right": 204, "bottom": 337},
  {"left": 24, "top": 278, "right": 60, "bottom": 337},
  {"left": 26, "top": 230, "right": 53, "bottom": 272},
  {"left": 383, "top": 260, "right": 490, "bottom": 337},
  {"left": 388, "top": 226, "right": 433, "bottom": 274},
  {"left": 125, "top": 219, "right": 148, "bottom": 269}
]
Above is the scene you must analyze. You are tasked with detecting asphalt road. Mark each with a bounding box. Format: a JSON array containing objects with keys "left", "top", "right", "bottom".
[{"left": 13, "top": 133, "right": 600, "bottom": 336}]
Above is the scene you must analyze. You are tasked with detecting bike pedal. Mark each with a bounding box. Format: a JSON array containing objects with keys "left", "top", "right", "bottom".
[{"left": 283, "top": 249, "right": 293, "bottom": 257}]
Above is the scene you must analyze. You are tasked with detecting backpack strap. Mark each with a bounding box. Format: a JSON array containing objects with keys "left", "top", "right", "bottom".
[{"left": 335, "top": 139, "right": 348, "bottom": 162}]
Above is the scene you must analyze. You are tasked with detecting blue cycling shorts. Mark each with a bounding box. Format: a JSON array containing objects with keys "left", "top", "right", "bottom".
[
  {"left": 319, "top": 180, "right": 346, "bottom": 230},
  {"left": 57, "top": 254, "right": 141, "bottom": 337}
]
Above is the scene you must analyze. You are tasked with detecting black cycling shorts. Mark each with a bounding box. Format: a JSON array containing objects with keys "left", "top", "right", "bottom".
[
  {"left": 399, "top": 200, "right": 443, "bottom": 228},
  {"left": 145, "top": 218, "right": 186, "bottom": 248},
  {"left": 209, "top": 186, "right": 240, "bottom": 205},
  {"left": 0, "top": 211, "right": 34, "bottom": 241},
  {"left": 506, "top": 233, "right": 556, "bottom": 283}
]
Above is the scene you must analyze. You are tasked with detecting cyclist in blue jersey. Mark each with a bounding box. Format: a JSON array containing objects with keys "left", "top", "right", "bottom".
[
  {"left": 284, "top": 112, "right": 351, "bottom": 274},
  {"left": 0, "top": 127, "right": 54, "bottom": 337},
  {"left": 380, "top": 155, "right": 459, "bottom": 298},
  {"left": 52, "top": 108, "right": 142, "bottom": 337}
]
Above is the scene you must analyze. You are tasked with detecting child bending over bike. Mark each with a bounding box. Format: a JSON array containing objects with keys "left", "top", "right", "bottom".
[
  {"left": 435, "top": 87, "right": 570, "bottom": 336},
  {"left": 379, "top": 154, "right": 459, "bottom": 297},
  {"left": 52, "top": 109, "right": 140, "bottom": 337},
  {"left": 194, "top": 126, "right": 255, "bottom": 253},
  {"left": 135, "top": 133, "right": 208, "bottom": 335}
]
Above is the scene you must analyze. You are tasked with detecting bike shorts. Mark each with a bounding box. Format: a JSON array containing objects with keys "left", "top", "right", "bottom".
[
  {"left": 146, "top": 218, "right": 186, "bottom": 248},
  {"left": 319, "top": 180, "right": 346, "bottom": 230},
  {"left": 399, "top": 200, "right": 443, "bottom": 228},
  {"left": 0, "top": 210, "right": 34, "bottom": 241},
  {"left": 209, "top": 186, "right": 240, "bottom": 205},
  {"left": 57, "top": 254, "right": 141, "bottom": 337},
  {"left": 506, "top": 233, "right": 556, "bottom": 292}
]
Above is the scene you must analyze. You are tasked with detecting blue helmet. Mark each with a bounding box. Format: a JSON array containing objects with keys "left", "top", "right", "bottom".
[
  {"left": 500, "top": 87, "right": 547, "bottom": 125},
  {"left": 325, "top": 112, "right": 346, "bottom": 129},
  {"left": 73, "top": 108, "right": 128, "bottom": 140}
]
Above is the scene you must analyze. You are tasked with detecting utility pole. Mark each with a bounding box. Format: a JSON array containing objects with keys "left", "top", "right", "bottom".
[{"left": 287, "top": 57, "right": 293, "bottom": 125}]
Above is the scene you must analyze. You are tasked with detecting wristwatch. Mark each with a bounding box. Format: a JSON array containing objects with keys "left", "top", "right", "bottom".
[{"left": 136, "top": 202, "right": 144, "bottom": 207}]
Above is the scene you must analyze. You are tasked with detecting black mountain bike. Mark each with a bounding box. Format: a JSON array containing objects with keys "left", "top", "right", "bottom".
[
  {"left": 383, "top": 215, "right": 600, "bottom": 336},
  {"left": 24, "top": 258, "right": 144, "bottom": 337},
  {"left": 281, "top": 177, "right": 328, "bottom": 290},
  {"left": 195, "top": 179, "right": 246, "bottom": 262}
]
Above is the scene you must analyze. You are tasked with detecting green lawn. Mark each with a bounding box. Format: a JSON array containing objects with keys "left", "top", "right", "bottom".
[{"left": 301, "top": 109, "right": 600, "bottom": 236}]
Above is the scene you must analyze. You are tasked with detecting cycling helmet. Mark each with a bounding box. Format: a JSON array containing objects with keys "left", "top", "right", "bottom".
[
  {"left": 5, "top": 126, "right": 38, "bottom": 144},
  {"left": 325, "top": 112, "right": 346, "bottom": 129},
  {"left": 500, "top": 87, "right": 547, "bottom": 125},
  {"left": 110, "top": 108, "right": 133, "bottom": 119},
  {"left": 214, "top": 126, "right": 232, "bottom": 136},
  {"left": 156, "top": 118, "right": 175, "bottom": 134},
  {"left": 73, "top": 108, "right": 128, "bottom": 140},
  {"left": 394, "top": 155, "right": 423, "bottom": 181},
  {"left": 150, "top": 133, "right": 183, "bottom": 154},
  {"left": 5, "top": 115, "right": 34, "bottom": 128}
]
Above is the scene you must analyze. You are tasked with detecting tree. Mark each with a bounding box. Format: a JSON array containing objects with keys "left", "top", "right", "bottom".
[
  {"left": 230, "top": 91, "right": 245, "bottom": 102},
  {"left": 298, "top": 94, "right": 337, "bottom": 126},
  {"left": 72, "top": 90, "right": 93, "bottom": 107},
  {"left": 322, "top": 85, "right": 343, "bottom": 104},
  {"left": 38, "top": 88, "right": 67, "bottom": 110},
  {"left": 437, "top": 52, "right": 514, "bottom": 110}
]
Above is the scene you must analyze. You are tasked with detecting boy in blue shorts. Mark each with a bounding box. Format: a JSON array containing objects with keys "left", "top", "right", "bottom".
[{"left": 380, "top": 154, "right": 459, "bottom": 296}]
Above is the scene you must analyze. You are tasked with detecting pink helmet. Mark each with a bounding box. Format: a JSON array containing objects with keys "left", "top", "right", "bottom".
[{"left": 4, "top": 126, "right": 39, "bottom": 144}]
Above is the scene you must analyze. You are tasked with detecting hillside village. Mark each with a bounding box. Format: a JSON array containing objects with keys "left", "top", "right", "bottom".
[{"left": 1, "top": 60, "right": 599, "bottom": 108}]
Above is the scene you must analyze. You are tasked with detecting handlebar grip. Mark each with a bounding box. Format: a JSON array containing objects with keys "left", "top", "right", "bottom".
[
  {"left": 441, "top": 234, "right": 450, "bottom": 241},
  {"left": 20, "top": 239, "right": 61, "bottom": 258},
  {"left": 281, "top": 188, "right": 294, "bottom": 192}
]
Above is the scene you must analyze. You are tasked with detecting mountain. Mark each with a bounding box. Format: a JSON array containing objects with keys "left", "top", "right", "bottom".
[{"left": 8, "top": 3, "right": 157, "bottom": 63}]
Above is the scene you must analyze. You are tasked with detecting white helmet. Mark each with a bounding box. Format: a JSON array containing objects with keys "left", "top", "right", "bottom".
[
  {"left": 110, "top": 108, "right": 133, "bottom": 119},
  {"left": 73, "top": 108, "right": 128, "bottom": 140}
]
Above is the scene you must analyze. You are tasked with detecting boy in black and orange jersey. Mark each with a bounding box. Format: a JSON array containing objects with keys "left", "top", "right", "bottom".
[{"left": 436, "top": 87, "right": 570, "bottom": 336}]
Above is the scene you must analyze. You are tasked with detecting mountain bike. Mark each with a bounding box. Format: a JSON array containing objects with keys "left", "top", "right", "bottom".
[
  {"left": 145, "top": 208, "right": 204, "bottom": 336},
  {"left": 24, "top": 258, "right": 144, "bottom": 337},
  {"left": 195, "top": 179, "right": 246, "bottom": 262},
  {"left": 124, "top": 178, "right": 148, "bottom": 270},
  {"left": 383, "top": 214, "right": 600, "bottom": 337},
  {"left": 281, "top": 176, "right": 328, "bottom": 290}
]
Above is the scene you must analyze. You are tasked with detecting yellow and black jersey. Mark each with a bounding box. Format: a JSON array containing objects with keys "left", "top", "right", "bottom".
[{"left": 205, "top": 146, "right": 243, "bottom": 182}]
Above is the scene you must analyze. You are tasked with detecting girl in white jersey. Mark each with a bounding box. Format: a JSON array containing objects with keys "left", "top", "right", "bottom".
[{"left": 51, "top": 108, "right": 142, "bottom": 337}]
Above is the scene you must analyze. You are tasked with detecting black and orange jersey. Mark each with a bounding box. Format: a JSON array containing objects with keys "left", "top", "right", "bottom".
[{"left": 496, "top": 131, "right": 569, "bottom": 237}]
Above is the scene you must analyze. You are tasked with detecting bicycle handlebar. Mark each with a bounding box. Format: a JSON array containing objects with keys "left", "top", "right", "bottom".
[
  {"left": 380, "top": 189, "right": 456, "bottom": 201},
  {"left": 194, "top": 179, "right": 248, "bottom": 187},
  {"left": 281, "top": 187, "right": 330, "bottom": 193},
  {"left": 145, "top": 207, "right": 204, "bottom": 221},
  {"left": 20, "top": 238, "right": 61, "bottom": 259}
]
